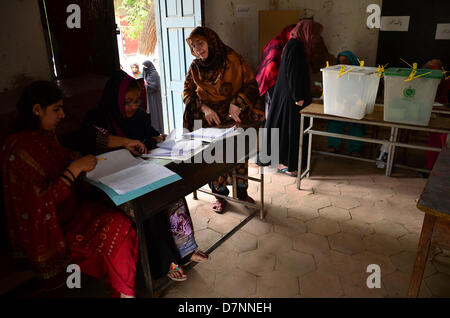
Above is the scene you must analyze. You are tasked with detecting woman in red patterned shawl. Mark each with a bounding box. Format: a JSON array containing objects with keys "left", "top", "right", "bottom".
[
  {"left": 256, "top": 24, "right": 296, "bottom": 118},
  {"left": 1, "top": 81, "right": 138, "bottom": 297},
  {"left": 183, "top": 27, "right": 264, "bottom": 213}
]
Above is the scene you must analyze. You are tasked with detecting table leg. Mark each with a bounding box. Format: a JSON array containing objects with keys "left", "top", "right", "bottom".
[
  {"left": 193, "top": 190, "right": 198, "bottom": 200},
  {"left": 260, "top": 166, "right": 264, "bottom": 220},
  {"left": 296, "top": 114, "right": 305, "bottom": 190},
  {"left": 134, "top": 200, "right": 154, "bottom": 298},
  {"left": 387, "top": 127, "right": 399, "bottom": 176},
  {"left": 408, "top": 213, "right": 436, "bottom": 298},
  {"left": 232, "top": 168, "right": 237, "bottom": 199},
  {"left": 386, "top": 127, "right": 395, "bottom": 177},
  {"left": 307, "top": 117, "right": 313, "bottom": 178}
]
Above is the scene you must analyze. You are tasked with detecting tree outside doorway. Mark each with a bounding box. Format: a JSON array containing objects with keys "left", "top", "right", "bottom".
[{"left": 114, "top": 0, "right": 160, "bottom": 78}]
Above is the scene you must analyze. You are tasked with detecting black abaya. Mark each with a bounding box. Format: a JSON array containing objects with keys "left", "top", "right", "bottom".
[{"left": 264, "top": 38, "right": 312, "bottom": 172}]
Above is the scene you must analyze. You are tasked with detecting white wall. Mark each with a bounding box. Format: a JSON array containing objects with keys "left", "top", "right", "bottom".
[
  {"left": 0, "top": 0, "right": 53, "bottom": 92},
  {"left": 205, "top": 0, "right": 383, "bottom": 71}
]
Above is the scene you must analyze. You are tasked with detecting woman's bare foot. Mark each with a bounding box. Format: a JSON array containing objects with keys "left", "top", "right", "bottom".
[{"left": 190, "top": 250, "right": 209, "bottom": 263}]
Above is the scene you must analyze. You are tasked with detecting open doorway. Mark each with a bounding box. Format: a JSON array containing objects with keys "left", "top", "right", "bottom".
[
  {"left": 113, "top": 0, "right": 160, "bottom": 78},
  {"left": 39, "top": 0, "right": 119, "bottom": 80}
]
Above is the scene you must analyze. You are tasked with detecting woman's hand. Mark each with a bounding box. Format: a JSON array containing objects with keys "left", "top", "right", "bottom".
[
  {"left": 229, "top": 103, "right": 242, "bottom": 123},
  {"left": 153, "top": 134, "right": 167, "bottom": 144},
  {"left": 201, "top": 105, "right": 221, "bottom": 126},
  {"left": 124, "top": 139, "right": 148, "bottom": 155},
  {"left": 68, "top": 155, "right": 98, "bottom": 176},
  {"left": 296, "top": 100, "right": 305, "bottom": 107}
]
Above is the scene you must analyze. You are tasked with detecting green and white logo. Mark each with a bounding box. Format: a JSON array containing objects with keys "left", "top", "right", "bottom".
[{"left": 403, "top": 86, "right": 415, "bottom": 98}]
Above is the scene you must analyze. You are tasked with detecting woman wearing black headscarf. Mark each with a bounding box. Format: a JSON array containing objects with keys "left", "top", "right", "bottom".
[
  {"left": 143, "top": 60, "right": 164, "bottom": 133},
  {"left": 265, "top": 20, "right": 325, "bottom": 177},
  {"left": 80, "top": 70, "right": 207, "bottom": 281}
]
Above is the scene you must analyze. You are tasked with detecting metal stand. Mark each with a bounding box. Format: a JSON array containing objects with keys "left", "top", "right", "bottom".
[{"left": 296, "top": 112, "right": 450, "bottom": 189}]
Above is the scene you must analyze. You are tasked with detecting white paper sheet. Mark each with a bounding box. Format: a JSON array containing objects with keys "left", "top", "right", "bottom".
[
  {"left": 86, "top": 149, "right": 144, "bottom": 181},
  {"left": 380, "top": 16, "right": 410, "bottom": 32},
  {"left": 183, "top": 126, "right": 237, "bottom": 141},
  {"left": 86, "top": 149, "right": 179, "bottom": 195},
  {"left": 156, "top": 129, "right": 178, "bottom": 150},
  {"left": 435, "top": 24, "right": 450, "bottom": 40},
  {"left": 143, "top": 139, "right": 207, "bottom": 160},
  {"left": 97, "top": 162, "right": 177, "bottom": 195}
]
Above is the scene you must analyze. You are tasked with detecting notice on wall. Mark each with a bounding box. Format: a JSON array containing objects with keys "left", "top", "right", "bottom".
[
  {"left": 236, "top": 5, "right": 251, "bottom": 18},
  {"left": 380, "top": 16, "right": 410, "bottom": 32},
  {"left": 435, "top": 24, "right": 450, "bottom": 40}
]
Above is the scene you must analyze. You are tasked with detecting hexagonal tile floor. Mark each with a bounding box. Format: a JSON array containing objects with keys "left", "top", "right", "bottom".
[{"left": 163, "top": 156, "right": 450, "bottom": 298}]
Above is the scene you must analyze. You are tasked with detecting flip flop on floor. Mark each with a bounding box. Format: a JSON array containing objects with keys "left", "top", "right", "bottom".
[
  {"left": 167, "top": 263, "right": 187, "bottom": 282},
  {"left": 212, "top": 198, "right": 227, "bottom": 214},
  {"left": 277, "top": 168, "right": 297, "bottom": 178},
  {"left": 242, "top": 196, "right": 256, "bottom": 209}
]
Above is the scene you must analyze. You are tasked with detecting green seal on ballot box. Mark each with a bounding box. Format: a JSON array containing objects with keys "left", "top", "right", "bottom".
[{"left": 403, "top": 86, "right": 415, "bottom": 98}]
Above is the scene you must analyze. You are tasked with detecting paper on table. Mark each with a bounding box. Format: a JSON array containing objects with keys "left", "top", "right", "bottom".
[
  {"left": 86, "top": 149, "right": 179, "bottom": 195},
  {"left": 143, "top": 139, "right": 206, "bottom": 160},
  {"left": 86, "top": 149, "right": 143, "bottom": 181},
  {"left": 156, "top": 128, "right": 177, "bottom": 150},
  {"left": 98, "top": 162, "right": 177, "bottom": 194},
  {"left": 183, "top": 126, "right": 237, "bottom": 141}
]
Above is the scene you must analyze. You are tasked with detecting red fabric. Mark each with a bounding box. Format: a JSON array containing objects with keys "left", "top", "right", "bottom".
[
  {"left": 425, "top": 133, "right": 448, "bottom": 170},
  {"left": 424, "top": 72, "right": 449, "bottom": 170},
  {"left": 256, "top": 25, "right": 295, "bottom": 96},
  {"left": 137, "top": 78, "right": 148, "bottom": 112},
  {"left": 1, "top": 130, "right": 138, "bottom": 296}
]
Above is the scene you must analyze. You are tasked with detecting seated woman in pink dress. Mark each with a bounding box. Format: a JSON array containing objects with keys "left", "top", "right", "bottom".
[{"left": 1, "top": 81, "right": 139, "bottom": 297}]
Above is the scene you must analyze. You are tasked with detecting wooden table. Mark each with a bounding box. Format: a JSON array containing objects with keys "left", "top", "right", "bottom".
[
  {"left": 297, "top": 103, "right": 450, "bottom": 189},
  {"left": 408, "top": 147, "right": 450, "bottom": 297},
  {"left": 131, "top": 132, "right": 265, "bottom": 297}
]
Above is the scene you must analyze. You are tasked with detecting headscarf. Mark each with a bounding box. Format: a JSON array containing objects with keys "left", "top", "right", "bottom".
[
  {"left": 82, "top": 70, "right": 159, "bottom": 153},
  {"left": 130, "top": 63, "right": 142, "bottom": 79},
  {"left": 97, "top": 70, "right": 134, "bottom": 137},
  {"left": 183, "top": 27, "right": 264, "bottom": 130},
  {"left": 186, "top": 27, "right": 231, "bottom": 83},
  {"left": 256, "top": 24, "right": 296, "bottom": 96},
  {"left": 142, "top": 60, "right": 160, "bottom": 92},
  {"left": 142, "top": 60, "right": 156, "bottom": 76},
  {"left": 423, "top": 59, "right": 443, "bottom": 70},
  {"left": 423, "top": 59, "right": 449, "bottom": 104},
  {"left": 288, "top": 19, "right": 334, "bottom": 74},
  {"left": 337, "top": 51, "right": 360, "bottom": 66},
  {"left": 289, "top": 19, "right": 324, "bottom": 58}
]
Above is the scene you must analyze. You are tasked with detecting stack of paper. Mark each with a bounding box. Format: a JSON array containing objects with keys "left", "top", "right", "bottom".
[
  {"left": 146, "top": 139, "right": 204, "bottom": 158},
  {"left": 183, "top": 126, "right": 237, "bottom": 142},
  {"left": 143, "top": 129, "right": 205, "bottom": 159},
  {"left": 85, "top": 149, "right": 181, "bottom": 205}
]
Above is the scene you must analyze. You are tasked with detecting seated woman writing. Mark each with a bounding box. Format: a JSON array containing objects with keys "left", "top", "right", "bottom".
[
  {"left": 1, "top": 81, "right": 138, "bottom": 297},
  {"left": 80, "top": 70, "right": 207, "bottom": 282},
  {"left": 183, "top": 26, "right": 264, "bottom": 213}
]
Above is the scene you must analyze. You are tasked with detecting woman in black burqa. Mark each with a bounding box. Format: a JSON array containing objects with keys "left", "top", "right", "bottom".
[
  {"left": 264, "top": 19, "right": 326, "bottom": 177},
  {"left": 143, "top": 60, "right": 164, "bottom": 133}
]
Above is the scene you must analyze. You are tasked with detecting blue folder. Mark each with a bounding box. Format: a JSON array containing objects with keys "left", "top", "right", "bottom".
[{"left": 83, "top": 158, "right": 180, "bottom": 206}]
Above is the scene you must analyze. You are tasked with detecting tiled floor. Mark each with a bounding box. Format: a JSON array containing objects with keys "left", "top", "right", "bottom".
[{"left": 162, "top": 155, "right": 450, "bottom": 298}]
